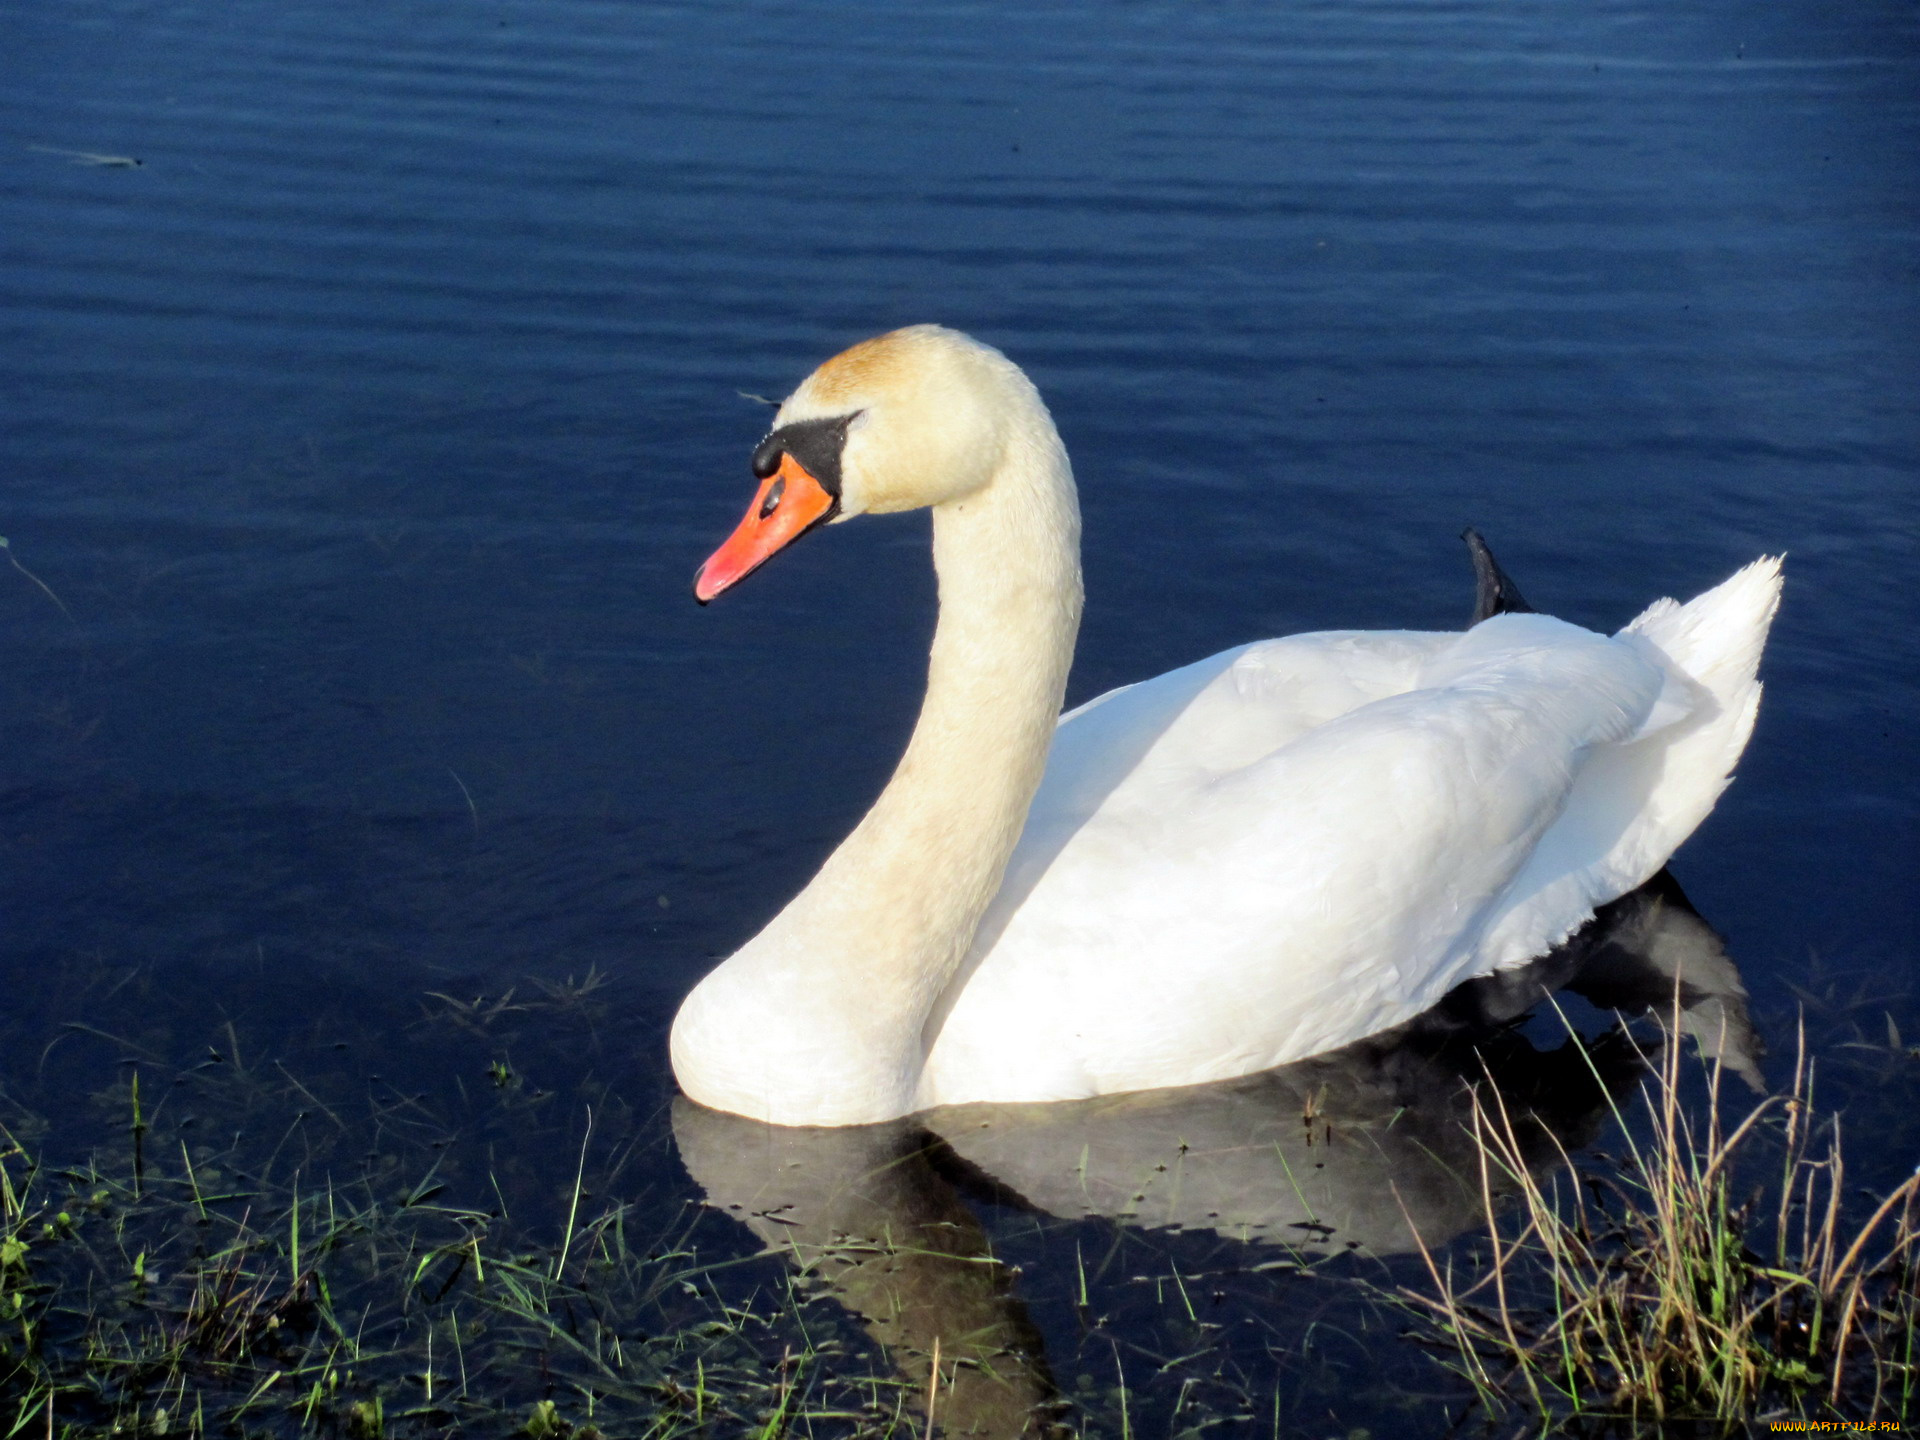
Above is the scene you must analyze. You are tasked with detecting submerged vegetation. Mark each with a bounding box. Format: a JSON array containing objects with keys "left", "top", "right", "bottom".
[
  {"left": 0, "top": 949, "right": 1914, "bottom": 1439},
  {"left": 0, "top": 1056, "right": 1396, "bottom": 1440},
  {"left": 0, "top": 982, "right": 945, "bottom": 1438}
]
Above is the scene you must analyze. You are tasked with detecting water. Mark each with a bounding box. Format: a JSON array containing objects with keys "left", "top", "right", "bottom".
[{"left": 3, "top": 0, "right": 1917, "bottom": 1431}]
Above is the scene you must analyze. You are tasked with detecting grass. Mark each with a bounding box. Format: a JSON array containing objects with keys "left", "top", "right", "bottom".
[
  {"left": 0, "top": 999, "right": 941, "bottom": 1439},
  {"left": 3, "top": 953, "right": 1915, "bottom": 1438},
  {"left": 6, "top": 946, "right": 1488, "bottom": 1440},
  {"left": 1397, "top": 1004, "right": 1920, "bottom": 1432},
  {"left": 0, "top": 1014, "right": 1477, "bottom": 1439},
  {"left": 1, "top": 1113, "right": 904, "bottom": 1437}
]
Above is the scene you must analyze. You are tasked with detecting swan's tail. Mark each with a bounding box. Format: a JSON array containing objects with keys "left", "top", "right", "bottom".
[
  {"left": 1479, "top": 555, "right": 1783, "bottom": 976},
  {"left": 1624, "top": 556, "right": 1783, "bottom": 714},
  {"left": 1617, "top": 555, "right": 1783, "bottom": 856}
]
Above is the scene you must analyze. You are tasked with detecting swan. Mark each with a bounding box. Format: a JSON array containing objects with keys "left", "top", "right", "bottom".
[{"left": 671, "top": 324, "right": 1782, "bottom": 1128}]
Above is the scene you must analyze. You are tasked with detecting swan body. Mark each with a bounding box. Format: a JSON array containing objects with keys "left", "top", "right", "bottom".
[{"left": 671, "top": 325, "right": 1781, "bottom": 1127}]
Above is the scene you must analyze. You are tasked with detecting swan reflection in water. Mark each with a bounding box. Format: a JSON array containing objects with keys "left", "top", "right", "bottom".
[{"left": 672, "top": 870, "right": 1760, "bottom": 1437}]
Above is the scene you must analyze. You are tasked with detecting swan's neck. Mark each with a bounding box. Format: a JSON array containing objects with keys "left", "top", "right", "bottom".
[{"left": 672, "top": 415, "right": 1082, "bottom": 1125}]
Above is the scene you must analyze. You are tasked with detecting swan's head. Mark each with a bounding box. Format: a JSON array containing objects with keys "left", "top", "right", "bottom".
[{"left": 694, "top": 325, "right": 1035, "bottom": 602}]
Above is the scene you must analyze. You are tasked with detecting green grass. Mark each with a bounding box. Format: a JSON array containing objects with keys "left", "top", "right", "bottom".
[
  {"left": 3, "top": 959, "right": 1915, "bottom": 1439},
  {"left": 0, "top": 1036, "right": 936, "bottom": 1438},
  {"left": 0, "top": 1126, "right": 953, "bottom": 1438},
  {"left": 3, "top": 953, "right": 1471, "bottom": 1440},
  {"left": 1396, "top": 1009, "right": 1919, "bottom": 1432},
  {"left": 0, "top": 1023, "right": 1469, "bottom": 1440}
]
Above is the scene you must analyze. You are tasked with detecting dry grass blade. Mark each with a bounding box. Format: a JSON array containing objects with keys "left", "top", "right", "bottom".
[{"left": 1398, "top": 1015, "right": 1918, "bottom": 1430}]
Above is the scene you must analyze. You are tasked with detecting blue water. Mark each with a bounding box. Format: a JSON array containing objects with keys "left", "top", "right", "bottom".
[{"left": 3, "top": 0, "right": 1917, "bottom": 1427}]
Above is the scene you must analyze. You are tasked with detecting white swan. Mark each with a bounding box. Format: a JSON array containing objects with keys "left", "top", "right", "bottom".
[{"left": 671, "top": 325, "right": 1782, "bottom": 1127}]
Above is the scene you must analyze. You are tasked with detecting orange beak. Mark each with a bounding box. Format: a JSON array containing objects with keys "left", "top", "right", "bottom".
[{"left": 693, "top": 452, "right": 839, "bottom": 603}]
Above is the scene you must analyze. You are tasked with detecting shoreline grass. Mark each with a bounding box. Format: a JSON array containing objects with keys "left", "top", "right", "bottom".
[
  {"left": 3, "top": 967, "right": 1915, "bottom": 1439},
  {"left": 1396, "top": 1010, "right": 1919, "bottom": 1432},
  {"left": 0, "top": 1131, "right": 936, "bottom": 1438},
  {"left": 0, "top": 1078, "right": 928, "bottom": 1438}
]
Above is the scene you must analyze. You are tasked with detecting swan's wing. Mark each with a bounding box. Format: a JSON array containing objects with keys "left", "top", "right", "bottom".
[
  {"left": 969, "top": 628, "right": 1458, "bottom": 959},
  {"left": 923, "top": 618, "right": 1676, "bottom": 1103}
]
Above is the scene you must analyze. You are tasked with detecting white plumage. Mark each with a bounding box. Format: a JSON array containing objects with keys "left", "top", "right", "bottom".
[{"left": 924, "top": 563, "right": 1779, "bottom": 1104}]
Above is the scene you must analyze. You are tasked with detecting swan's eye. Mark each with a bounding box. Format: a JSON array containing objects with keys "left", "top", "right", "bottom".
[{"left": 758, "top": 477, "right": 786, "bottom": 518}]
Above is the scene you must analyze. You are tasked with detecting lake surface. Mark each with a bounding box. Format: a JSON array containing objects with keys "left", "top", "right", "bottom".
[{"left": 3, "top": 0, "right": 1917, "bottom": 1432}]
